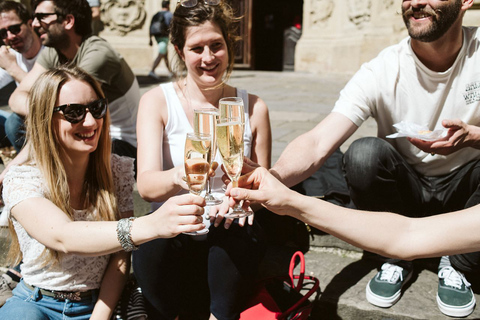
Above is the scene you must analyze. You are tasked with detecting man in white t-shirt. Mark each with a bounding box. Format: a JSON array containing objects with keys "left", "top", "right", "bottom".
[
  {"left": 271, "top": 0, "right": 480, "bottom": 317},
  {"left": 0, "top": 1, "right": 42, "bottom": 148}
]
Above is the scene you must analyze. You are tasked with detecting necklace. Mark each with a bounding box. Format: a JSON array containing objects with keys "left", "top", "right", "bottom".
[{"left": 182, "top": 79, "right": 225, "bottom": 112}]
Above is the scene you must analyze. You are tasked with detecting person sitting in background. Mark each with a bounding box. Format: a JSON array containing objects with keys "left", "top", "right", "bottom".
[
  {"left": 0, "top": 1, "right": 42, "bottom": 147},
  {"left": 133, "top": 0, "right": 271, "bottom": 318},
  {"left": 7, "top": 0, "right": 139, "bottom": 159},
  {"left": 0, "top": 65, "right": 205, "bottom": 319}
]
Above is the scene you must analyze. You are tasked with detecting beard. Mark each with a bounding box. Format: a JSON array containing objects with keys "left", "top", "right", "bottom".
[
  {"left": 42, "top": 25, "right": 70, "bottom": 50},
  {"left": 402, "top": 0, "right": 462, "bottom": 43}
]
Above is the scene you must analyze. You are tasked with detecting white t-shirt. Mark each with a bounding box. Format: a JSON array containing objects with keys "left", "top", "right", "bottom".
[
  {"left": 332, "top": 26, "right": 480, "bottom": 176},
  {"left": 0, "top": 47, "right": 42, "bottom": 88},
  {"left": 2, "top": 154, "right": 135, "bottom": 291}
]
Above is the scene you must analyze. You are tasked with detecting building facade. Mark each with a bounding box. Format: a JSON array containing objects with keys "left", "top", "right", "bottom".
[{"left": 17, "top": 0, "right": 480, "bottom": 75}]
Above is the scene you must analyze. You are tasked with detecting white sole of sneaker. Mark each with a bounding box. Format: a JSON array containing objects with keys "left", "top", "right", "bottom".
[
  {"left": 436, "top": 294, "right": 476, "bottom": 318},
  {"left": 365, "top": 270, "right": 413, "bottom": 308}
]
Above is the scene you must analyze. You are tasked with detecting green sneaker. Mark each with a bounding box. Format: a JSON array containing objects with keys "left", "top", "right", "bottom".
[
  {"left": 366, "top": 262, "right": 412, "bottom": 307},
  {"left": 437, "top": 266, "right": 476, "bottom": 317}
]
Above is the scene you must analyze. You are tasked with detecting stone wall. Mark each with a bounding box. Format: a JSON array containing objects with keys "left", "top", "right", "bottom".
[
  {"left": 99, "top": 0, "right": 157, "bottom": 70},
  {"left": 295, "top": 0, "right": 480, "bottom": 76},
  {"left": 17, "top": 0, "right": 480, "bottom": 74}
]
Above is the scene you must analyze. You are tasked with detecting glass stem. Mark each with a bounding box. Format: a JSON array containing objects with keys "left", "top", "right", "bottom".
[
  {"left": 207, "top": 177, "right": 212, "bottom": 195},
  {"left": 231, "top": 180, "right": 242, "bottom": 211}
]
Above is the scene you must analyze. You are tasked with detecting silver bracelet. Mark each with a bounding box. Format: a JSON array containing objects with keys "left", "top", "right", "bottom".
[{"left": 116, "top": 217, "right": 138, "bottom": 252}]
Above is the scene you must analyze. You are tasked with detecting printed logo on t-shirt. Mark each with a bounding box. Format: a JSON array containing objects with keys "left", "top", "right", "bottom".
[{"left": 463, "top": 81, "right": 480, "bottom": 105}]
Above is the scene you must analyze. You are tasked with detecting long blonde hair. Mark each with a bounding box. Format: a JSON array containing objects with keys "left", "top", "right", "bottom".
[{"left": 8, "top": 65, "right": 119, "bottom": 265}]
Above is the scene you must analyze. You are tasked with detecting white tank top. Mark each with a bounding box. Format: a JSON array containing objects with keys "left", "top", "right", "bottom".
[{"left": 152, "top": 82, "right": 253, "bottom": 210}]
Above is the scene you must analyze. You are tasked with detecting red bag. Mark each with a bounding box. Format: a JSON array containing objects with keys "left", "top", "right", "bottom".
[{"left": 240, "top": 251, "right": 320, "bottom": 320}]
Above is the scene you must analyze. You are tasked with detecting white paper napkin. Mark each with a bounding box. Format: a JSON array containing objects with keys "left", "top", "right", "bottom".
[{"left": 386, "top": 121, "right": 447, "bottom": 141}]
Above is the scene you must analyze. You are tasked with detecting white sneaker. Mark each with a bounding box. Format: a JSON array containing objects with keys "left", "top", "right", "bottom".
[
  {"left": 437, "top": 266, "right": 476, "bottom": 317},
  {"left": 366, "top": 262, "right": 413, "bottom": 308}
]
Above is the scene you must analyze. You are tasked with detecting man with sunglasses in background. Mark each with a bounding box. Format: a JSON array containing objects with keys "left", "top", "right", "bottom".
[
  {"left": 0, "top": 1, "right": 42, "bottom": 143},
  {"left": 6, "top": 0, "right": 139, "bottom": 160}
]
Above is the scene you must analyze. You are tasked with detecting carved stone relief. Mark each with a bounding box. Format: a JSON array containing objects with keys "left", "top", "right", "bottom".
[
  {"left": 101, "top": 0, "right": 146, "bottom": 36},
  {"left": 384, "top": 0, "right": 395, "bottom": 10},
  {"left": 347, "top": 0, "right": 372, "bottom": 27},
  {"left": 309, "top": 0, "right": 334, "bottom": 29}
]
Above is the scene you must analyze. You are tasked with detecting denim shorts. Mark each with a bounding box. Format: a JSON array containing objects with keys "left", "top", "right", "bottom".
[{"left": 0, "top": 280, "right": 98, "bottom": 319}]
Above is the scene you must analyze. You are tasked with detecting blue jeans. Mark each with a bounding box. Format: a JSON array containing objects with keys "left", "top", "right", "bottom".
[
  {"left": 4, "top": 112, "right": 25, "bottom": 152},
  {"left": 0, "top": 109, "right": 12, "bottom": 148},
  {"left": 0, "top": 280, "right": 98, "bottom": 319},
  {"left": 343, "top": 137, "right": 480, "bottom": 273}
]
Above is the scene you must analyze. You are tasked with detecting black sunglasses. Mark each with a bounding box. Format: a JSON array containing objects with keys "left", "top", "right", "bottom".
[
  {"left": 53, "top": 99, "right": 108, "bottom": 124},
  {"left": 32, "top": 12, "right": 60, "bottom": 23},
  {"left": 0, "top": 23, "right": 23, "bottom": 39}
]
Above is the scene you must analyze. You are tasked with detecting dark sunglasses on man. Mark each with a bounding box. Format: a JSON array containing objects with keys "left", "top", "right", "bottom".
[
  {"left": 53, "top": 99, "right": 108, "bottom": 124},
  {"left": 32, "top": 12, "right": 61, "bottom": 23},
  {"left": 0, "top": 23, "right": 23, "bottom": 39}
]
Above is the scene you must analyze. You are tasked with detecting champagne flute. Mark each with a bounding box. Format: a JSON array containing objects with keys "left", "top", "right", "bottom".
[
  {"left": 194, "top": 108, "right": 223, "bottom": 205},
  {"left": 219, "top": 97, "right": 245, "bottom": 193},
  {"left": 183, "top": 132, "right": 212, "bottom": 235},
  {"left": 216, "top": 116, "right": 251, "bottom": 218}
]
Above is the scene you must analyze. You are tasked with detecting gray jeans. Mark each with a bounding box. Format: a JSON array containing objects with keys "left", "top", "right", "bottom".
[{"left": 343, "top": 137, "right": 480, "bottom": 273}]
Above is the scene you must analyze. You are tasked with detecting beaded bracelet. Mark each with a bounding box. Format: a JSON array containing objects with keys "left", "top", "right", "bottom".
[{"left": 116, "top": 217, "right": 138, "bottom": 252}]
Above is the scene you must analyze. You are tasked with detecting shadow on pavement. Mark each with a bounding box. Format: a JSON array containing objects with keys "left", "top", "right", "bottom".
[
  {"left": 310, "top": 255, "right": 441, "bottom": 319},
  {"left": 136, "top": 75, "right": 171, "bottom": 88}
]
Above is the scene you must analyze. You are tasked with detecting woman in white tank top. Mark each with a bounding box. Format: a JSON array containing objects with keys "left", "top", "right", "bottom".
[{"left": 133, "top": 1, "right": 272, "bottom": 319}]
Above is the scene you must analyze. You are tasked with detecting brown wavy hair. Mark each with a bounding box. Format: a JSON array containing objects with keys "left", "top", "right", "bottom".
[{"left": 169, "top": 0, "right": 241, "bottom": 83}]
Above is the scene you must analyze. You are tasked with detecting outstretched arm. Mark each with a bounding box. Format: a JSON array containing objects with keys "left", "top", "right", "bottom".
[
  {"left": 11, "top": 194, "right": 205, "bottom": 256},
  {"left": 271, "top": 112, "right": 358, "bottom": 187},
  {"left": 227, "top": 167, "right": 480, "bottom": 260}
]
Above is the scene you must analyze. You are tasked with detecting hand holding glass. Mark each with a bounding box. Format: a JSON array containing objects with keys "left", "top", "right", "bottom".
[{"left": 216, "top": 116, "right": 251, "bottom": 218}]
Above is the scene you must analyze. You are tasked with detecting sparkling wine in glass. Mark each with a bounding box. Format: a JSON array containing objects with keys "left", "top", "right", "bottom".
[
  {"left": 194, "top": 108, "right": 223, "bottom": 206},
  {"left": 216, "top": 116, "right": 250, "bottom": 218},
  {"left": 219, "top": 97, "right": 245, "bottom": 124},
  {"left": 183, "top": 132, "right": 212, "bottom": 235}
]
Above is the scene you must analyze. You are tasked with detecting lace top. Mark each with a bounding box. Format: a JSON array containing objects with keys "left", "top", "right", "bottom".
[{"left": 2, "top": 154, "right": 135, "bottom": 291}]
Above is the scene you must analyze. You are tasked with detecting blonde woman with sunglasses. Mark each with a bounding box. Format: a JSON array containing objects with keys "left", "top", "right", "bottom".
[
  {"left": 133, "top": 1, "right": 272, "bottom": 319},
  {"left": 0, "top": 65, "right": 205, "bottom": 320}
]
